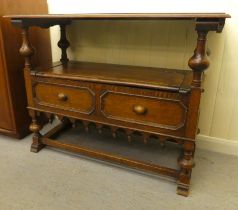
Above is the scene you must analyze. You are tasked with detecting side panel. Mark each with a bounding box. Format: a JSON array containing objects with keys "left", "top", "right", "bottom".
[{"left": 0, "top": 24, "right": 14, "bottom": 130}]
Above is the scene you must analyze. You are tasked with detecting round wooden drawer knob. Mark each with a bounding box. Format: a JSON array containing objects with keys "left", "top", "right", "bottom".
[
  {"left": 58, "top": 93, "right": 68, "bottom": 101},
  {"left": 133, "top": 105, "right": 147, "bottom": 115}
]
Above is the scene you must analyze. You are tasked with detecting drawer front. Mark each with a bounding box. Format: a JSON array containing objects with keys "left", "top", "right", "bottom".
[
  {"left": 100, "top": 91, "right": 187, "bottom": 130},
  {"left": 34, "top": 83, "right": 95, "bottom": 114}
]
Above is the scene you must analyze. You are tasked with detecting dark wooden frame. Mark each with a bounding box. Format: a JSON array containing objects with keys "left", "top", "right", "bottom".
[{"left": 8, "top": 13, "right": 230, "bottom": 196}]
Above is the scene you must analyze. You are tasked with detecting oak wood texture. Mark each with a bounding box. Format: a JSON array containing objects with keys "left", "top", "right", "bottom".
[
  {"left": 35, "top": 61, "right": 193, "bottom": 92},
  {"left": 42, "top": 123, "right": 179, "bottom": 178},
  {"left": 0, "top": 0, "right": 51, "bottom": 138},
  {"left": 35, "top": 82, "right": 95, "bottom": 114},
  {"left": 31, "top": 75, "right": 189, "bottom": 139},
  {"left": 9, "top": 13, "right": 229, "bottom": 195},
  {"left": 6, "top": 13, "right": 231, "bottom": 19},
  {"left": 101, "top": 90, "right": 187, "bottom": 130}
]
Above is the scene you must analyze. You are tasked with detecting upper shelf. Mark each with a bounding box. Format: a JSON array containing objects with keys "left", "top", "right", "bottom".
[
  {"left": 6, "top": 13, "right": 231, "bottom": 33},
  {"left": 5, "top": 13, "right": 231, "bottom": 20}
]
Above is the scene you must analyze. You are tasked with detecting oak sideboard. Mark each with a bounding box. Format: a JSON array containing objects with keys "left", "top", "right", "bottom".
[{"left": 8, "top": 13, "right": 230, "bottom": 196}]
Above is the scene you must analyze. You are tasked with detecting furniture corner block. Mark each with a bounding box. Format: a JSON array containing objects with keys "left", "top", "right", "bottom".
[
  {"left": 30, "top": 142, "right": 45, "bottom": 153},
  {"left": 195, "top": 18, "right": 226, "bottom": 33},
  {"left": 10, "top": 18, "right": 71, "bottom": 29}
]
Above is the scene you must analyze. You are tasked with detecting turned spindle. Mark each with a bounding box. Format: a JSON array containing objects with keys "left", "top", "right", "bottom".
[
  {"left": 69, "top": 118, "right": 76, "bottom": 128},
  {"left": 159, "top": 136, "right": 167, "bottom": 148},
  {"left": 188, "top": 30, "right": 209, "bottom": 88},
  {"left": 143, "top": 134, "right": 149, "bottom": 145},
  {"left": 58, "top": 24, "right": 70, "bottom": 64},
  {"left": 127, "top": 131, "right": 133, "bottom": 143},
  {"left": 44, "top": 113, "right": 55, "bottom": 123},
  {"left": 82, "top": 121, "right": 89, "bottom": 133},
  {"left": 111, "top": 128, "right": 117, "bottom": 139},
  {"left": 97, "top": 124, "right": 103, "bottom": 134},
  {"left": 19, "top": 26, "right": 35, "bottom": 69}
]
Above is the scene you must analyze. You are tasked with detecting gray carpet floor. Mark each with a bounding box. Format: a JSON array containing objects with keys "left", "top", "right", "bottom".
[{"left": 0, "top": 126, "right": 238, "bottom": 210}]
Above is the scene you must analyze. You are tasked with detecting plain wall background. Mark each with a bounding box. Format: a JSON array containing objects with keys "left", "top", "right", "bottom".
[{"left": 47, "top": 0, "right": 238, "bottom": 155}]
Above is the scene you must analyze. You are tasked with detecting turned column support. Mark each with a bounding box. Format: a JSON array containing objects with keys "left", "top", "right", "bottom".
[
  {"left": 177, "top": 141, "right": 195, "bottom": 196},
  {"left": 19, "top": 26, "right": 35, "bottom": 69},
  {"left": 188, "top": 30, "right": 209, "bottom": 88},
  {"left": 58, "top": 23, "right": 70, "bottom": 64},
  {"left": 178, "top": 29, "right": 210, "bottom": 196},
  {"left": 185, "top": 29, "right": 211, "bottom": 139},
  {"left": 29, "top": 110, "right": 44, "bottom": 153}
]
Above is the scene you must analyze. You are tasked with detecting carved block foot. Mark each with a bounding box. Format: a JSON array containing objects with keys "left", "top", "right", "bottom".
[
  {"left": 31, "top": 142, "right": 45, "bottom": 153},
  {"left": 177, "top": 183, "right": 190, "bottom": 197}
]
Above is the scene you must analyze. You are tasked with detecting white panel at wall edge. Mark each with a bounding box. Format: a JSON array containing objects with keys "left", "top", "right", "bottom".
[{"left": 196, "top": 134, "right": 238, "bottom": 157}]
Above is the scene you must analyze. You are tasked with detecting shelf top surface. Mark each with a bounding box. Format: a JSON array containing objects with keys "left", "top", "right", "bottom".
[
  {"left": 34, "top": 61, "right": 192, "bottom": 92},
  {"left": 5, "top": 13, "right": 230, "bottom": 20}
]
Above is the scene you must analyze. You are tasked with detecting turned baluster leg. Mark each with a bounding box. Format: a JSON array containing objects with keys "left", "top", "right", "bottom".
[
  {"left": 58, "top": 24, "right": 70, "bottom": 64},
  {"left": 177, "top": 29, "right": 209, "bottom": 196},
  {"left": 19, "top": 27, "right": 44, "bottom": 152},
  {"left": 19, "top": 26, "right": 34, "bottom": 69},
  {"left": 177, "top": 141, "right": 195, "bottom": 196},
  {"left": 189, "top": 30, "right": 209, "bottom": 89},
  {"left": 29, "top": 111, "right": 44, "bottom": 153}
]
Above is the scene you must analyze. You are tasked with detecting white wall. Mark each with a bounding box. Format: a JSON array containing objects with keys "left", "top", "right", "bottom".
[{"left": 47, "top": 0, "right": 238, "bottom": 155}]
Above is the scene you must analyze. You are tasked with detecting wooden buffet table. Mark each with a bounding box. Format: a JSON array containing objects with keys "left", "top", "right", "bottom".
[{"left": 8, "top": 13, "right": 230, "bottom": 196}]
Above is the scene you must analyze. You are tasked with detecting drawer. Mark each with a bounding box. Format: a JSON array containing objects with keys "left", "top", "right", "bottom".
[
  {"left": 34, "top": 83, "right": 95, "bottom": 114},
  {"left": 100, "top": 91, "right": 187, "bottom": 130}
]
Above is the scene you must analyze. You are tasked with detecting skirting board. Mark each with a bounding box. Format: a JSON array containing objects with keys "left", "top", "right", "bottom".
[{"left": 196, "top": 134, "right": 238, "bottom": 156}]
